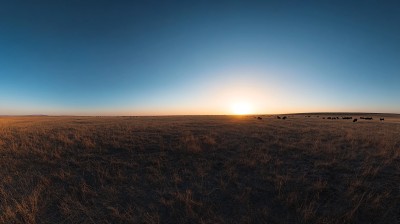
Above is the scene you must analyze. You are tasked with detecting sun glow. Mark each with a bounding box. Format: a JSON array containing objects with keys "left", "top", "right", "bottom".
[{"left": 231, "top": 102, "right": 252, "bottom": 115}]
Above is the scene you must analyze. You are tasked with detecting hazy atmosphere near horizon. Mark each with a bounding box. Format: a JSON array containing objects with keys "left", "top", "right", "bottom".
[{"left": 1, "top": 0, "right": 399, "bottom": 115}]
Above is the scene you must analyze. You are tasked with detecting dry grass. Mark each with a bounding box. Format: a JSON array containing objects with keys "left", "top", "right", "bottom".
[{"left": 0, "top": 114, "right": 399, "bottom": 223}]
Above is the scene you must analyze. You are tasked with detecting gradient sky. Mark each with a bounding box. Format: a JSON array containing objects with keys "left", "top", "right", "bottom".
[{"left": 1, "top": 0, "right": 399, "bottom": 115}]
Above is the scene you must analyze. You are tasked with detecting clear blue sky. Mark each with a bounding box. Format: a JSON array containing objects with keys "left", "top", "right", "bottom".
[{"left": 1, "top": 0, "right": 399, "bottom": 115}]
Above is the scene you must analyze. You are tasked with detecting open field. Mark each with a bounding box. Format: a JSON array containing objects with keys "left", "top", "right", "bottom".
[{"left": 0, "top": 114, "right": 399, "bottom": 223}]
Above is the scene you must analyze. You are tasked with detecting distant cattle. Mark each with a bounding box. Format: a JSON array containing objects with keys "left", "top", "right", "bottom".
[
  {"left": 353, "top": 119, "right": 358, "bottom": 122},
  {"left": 360, "top": 117, "right": 373, "bottom": 120},
  {"left": 380, "top": 118, "right": 384, "bottom": 121},
  {"left": 322, "top": 117, "right": 325, "bottom": 119},
  {"left": 342, "top": 117, "right": 352, "bottom": 120},
  {"left": 257, "top": 117, "right": 262, "bottom": 120},
  {"left": 282, "top": 116, "right": 287, "bottom": 120},
  {"left": 327, "top": 117, "right": 331, "bottom": 119},
  {"left": 277, "top": 116, "right": 281, "bottom": 119}
]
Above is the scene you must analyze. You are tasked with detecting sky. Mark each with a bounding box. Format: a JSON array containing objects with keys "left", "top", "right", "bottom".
[{"left": 0, "top": 0, "right": 399, "bottom": 115}]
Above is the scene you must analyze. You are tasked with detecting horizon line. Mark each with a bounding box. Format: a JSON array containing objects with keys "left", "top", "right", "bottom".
[{"left": 1, "top": 111, "right": 399, "bottom": 117}]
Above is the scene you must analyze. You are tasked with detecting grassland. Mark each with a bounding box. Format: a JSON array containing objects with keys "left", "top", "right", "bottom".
[{"left": 0, "top": 114, "right": 399, "bottom": 223}]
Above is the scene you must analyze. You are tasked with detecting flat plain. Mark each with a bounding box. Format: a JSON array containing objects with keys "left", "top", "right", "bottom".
[{"left": 0, "top": 114, "right": 399, "bottom": 223}]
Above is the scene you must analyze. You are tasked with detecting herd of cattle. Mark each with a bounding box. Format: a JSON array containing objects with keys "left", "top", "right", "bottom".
[
  {"left": 321, "top": 116, "right": 384, "bottom": 122},
  {"left": 256, "top": 116, "right": 287, "bottom": 120},
  {"left": 254, "top": 115, "right": 385, "bottom": 122}
]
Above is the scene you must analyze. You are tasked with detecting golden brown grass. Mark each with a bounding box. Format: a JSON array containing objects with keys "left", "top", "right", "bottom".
[{"left": 0, "top": 114, "right": 399, "bottom": 223}]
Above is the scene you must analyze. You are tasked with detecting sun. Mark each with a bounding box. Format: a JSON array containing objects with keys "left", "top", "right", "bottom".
[{"left": 231, "top": 102, "right": 252, "bottom": 115}]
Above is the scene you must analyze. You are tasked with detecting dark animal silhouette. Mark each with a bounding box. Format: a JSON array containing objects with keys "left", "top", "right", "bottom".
[
  {"left": 360, "top": 117, "right": 372, "bottom": 120},
  {"left": 353, "top": 119, "right": 357, "bottom": 122},
  {"left": 257, "top": 117, "right": 262, "bottom": 120},
  {"left": 282, "top": 116, "right": 287, "bottom": 120},
  {"left": 380, "top": 118, "right": 384, "bottom": 121},
  {"left": 277, "top": 116, "right": 281, "bottom": 119}
]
